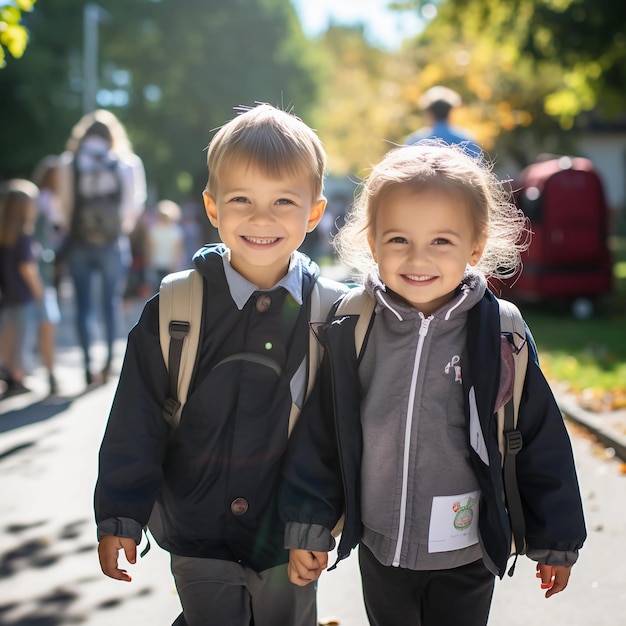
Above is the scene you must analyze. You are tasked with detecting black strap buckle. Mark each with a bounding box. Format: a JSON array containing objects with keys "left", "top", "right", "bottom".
[
  {"left": 162, "top": 396, "right": 181, "bottom": 422},
  {"left": 505, "top": 430, "right": 523, "bottom": 455},
  {"left": 169, "top": 320, "right": 190, "bottom": 341}
]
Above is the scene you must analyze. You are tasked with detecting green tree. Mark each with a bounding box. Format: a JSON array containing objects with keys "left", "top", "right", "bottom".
[
  {"left": 0, "top": 0, "right": 326, "bottom": 202},
  {"left": 419, "top": 0, "right": 626, "bottom": 132}
]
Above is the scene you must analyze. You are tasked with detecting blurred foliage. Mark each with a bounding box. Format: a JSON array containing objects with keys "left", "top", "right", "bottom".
[
  {"left": 0, "top": 0, "right": 625, "bottom": 206},
  {"left": 0, "top": 0, "right": 36, "bottom": 68},
  {"left": 413, "top": 0, "right": 626, "bottom": 165},
  {"left": 0, "top": 0, "right": 325, "bottom": 201}
]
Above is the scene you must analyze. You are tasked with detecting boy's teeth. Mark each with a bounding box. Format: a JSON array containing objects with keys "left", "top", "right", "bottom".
[
  {"left": 407, "top": 274, "right": 433, "bottom": 282},
  {"left": 245, "top": 236, "right": 277, "bottom": 244}
]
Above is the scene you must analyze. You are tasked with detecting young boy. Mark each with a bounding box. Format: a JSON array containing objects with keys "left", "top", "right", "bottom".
[{"left": 94, "top": 104, "right": 347, "bottom": 626}]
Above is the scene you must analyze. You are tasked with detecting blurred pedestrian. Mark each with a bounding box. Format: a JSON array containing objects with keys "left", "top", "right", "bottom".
[
  {"left": 32, "top": 155, "right": 64, "bottom": 395},
  {"left": 405, "top": 85, "right": 481, "bottom": 158},
  {"left": 57, "top": 109, "right": 146, "bottom": 385},
  {"left": 0, "top": 179, "right": 45, "bottom": 397},
  {"left": 145, "top": 199, "right": 185, "bottom": 292}
]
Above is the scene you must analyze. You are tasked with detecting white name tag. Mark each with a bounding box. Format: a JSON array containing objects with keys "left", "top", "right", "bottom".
[{"left": 428, "top": 490, "right": 480, "bottom": 553}]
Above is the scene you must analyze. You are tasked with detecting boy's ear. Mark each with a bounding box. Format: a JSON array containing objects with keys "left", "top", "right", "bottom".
[
  {"left": 203, "top": 191, "right": 218, "bottom": 227},
  {"left": 306, "top": 197, "right": 327, "bottom": 233}
]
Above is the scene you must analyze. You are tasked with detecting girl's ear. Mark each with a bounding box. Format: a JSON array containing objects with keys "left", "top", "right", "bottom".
[
  {"left": 203, "top": 191, "right": 218, "bottom": 227},
  {"left": 367, "top": 231, "right": 377, "bottom": 262},
  {"left": 468, "top": 238, "right": 486, "bottom": 266}
]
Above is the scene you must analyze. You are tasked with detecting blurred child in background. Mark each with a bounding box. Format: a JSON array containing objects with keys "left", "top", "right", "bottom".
[
  {"left": 0, "top": 180, "right": 45, "bottom": 397},
  {"left": 146, "top": 199, "right": 186, "bottom": 291}
]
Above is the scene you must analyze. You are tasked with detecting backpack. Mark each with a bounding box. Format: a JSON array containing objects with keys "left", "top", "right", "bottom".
[
  {"left": 71, "top": 152, "right": 123, "bottom": 245},
  {"left": 333, "top": 288, "right": 529, "bottom": 560},
  {"left": 158, "top": 268, "right": 346, "bottom": 433}
]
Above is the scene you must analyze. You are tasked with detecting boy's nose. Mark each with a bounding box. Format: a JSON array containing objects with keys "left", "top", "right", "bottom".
[{"left": 249, "top": 205, "right": 275, "bottom": 224}]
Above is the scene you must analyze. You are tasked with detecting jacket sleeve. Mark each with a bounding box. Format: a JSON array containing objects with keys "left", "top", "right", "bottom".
[
  {"left": 280, "top": 350, "right": 345, "bottom": 550},
  {"left": 94, "top": 295, "right": 170, "bottom": 539},
  {"left": 516, "top": 353, "right": 587, "bottom": 559}
]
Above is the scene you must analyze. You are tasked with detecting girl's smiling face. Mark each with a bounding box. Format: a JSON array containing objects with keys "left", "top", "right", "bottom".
[{"left": 368, "top": 186, "right": 485, "bottom": 316}]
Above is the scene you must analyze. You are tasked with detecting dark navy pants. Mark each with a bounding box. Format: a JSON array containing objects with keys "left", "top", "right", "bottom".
[{"left": 359, "top": 543, "right": 495, "bottom": 626}]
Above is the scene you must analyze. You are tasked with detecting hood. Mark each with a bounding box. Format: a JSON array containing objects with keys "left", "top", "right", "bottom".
[{"left": 364, "top": 269, "right": 487, "bottom": 322}]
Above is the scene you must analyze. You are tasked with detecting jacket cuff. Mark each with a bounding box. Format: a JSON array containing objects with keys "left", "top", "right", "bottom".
[
  {"left": 284, "top": 522, "right": 336, "bottom": 552},
  {"left": 97, "top": 517, "right": 143, "bottom": 544},
  {"left": 526, "top": 548, "right": 579, "bottom": 567}
]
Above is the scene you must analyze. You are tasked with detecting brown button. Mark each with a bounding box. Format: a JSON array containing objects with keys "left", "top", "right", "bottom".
[
  {"left": 230, "top": 497, "right": 249, "bottom": 516},
  {"left": 256, "top": 294, "right": 271, "bottom": 312}
]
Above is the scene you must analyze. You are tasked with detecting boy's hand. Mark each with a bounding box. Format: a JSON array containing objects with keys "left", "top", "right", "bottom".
[
  {"left": 536, "top": 562, "right": 572, "bottom": 598},
  {"left": 288, "top": 549, "right": 328, "bottom": 586},
  {"left": 98, "top": 535, "right": 137, "bottom": 582}
]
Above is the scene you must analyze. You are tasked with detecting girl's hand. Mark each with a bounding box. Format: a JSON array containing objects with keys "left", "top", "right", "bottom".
[
  {"left": 287, "top": 549, "right": 328, "bottom": 586},
  {"left": 536, "top": 562, "right": 572, "bottom": 598}
]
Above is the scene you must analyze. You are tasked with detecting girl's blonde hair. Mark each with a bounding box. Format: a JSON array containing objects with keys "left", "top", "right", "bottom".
[
  {"left": 0, "top": 179, "right": 39, "bottom": 246},
  {"left": 206, "top": 104, "right": 326, "bottom": 201},
  {"left": 335, "top": 143, "right": 529, "bottom": 281}
]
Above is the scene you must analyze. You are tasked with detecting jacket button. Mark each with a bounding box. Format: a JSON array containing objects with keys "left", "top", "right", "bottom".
[
  {"left": 256, "top": 294, "right": 271, "bottom": 312},
  {"left": 230, "top": 497, "right": 249, "bottom": 516}
]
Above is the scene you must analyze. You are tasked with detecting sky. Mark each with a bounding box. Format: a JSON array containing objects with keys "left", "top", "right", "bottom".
[{"left": 291, "top": 0, "right": 430, "bottom": 50}]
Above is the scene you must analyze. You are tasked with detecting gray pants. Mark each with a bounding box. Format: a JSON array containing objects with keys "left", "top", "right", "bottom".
[{"left": 171, "top": 555, "right": 317, "bottom": 626}]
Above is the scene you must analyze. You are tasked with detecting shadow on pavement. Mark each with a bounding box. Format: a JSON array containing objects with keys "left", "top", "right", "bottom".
[
  {"left": 0, "top": 398, "right": 74, "bottom": 435},
  {"left": 0, "top": 518, "right": 158, "bottom": 625}
]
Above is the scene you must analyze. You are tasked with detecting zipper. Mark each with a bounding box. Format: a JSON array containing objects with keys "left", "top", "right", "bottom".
[{"left": 392, "top": 314, "right": 432, "bottom": 567}]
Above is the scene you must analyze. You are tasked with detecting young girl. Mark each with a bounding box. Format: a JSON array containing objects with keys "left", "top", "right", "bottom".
[
  {"left": 0, "top": 179, "right": 45, "bottom": 396},
  {"left": 280, "top": 143, "right": 586, "bottom": 626}
]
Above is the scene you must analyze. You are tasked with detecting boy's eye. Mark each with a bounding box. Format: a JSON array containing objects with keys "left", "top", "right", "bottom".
[
  {"left": 230, "top": 196, "right": 249, "bottom": 203},
  {"left": 432, "top": 237, "right": 451, "bottom": 245},
  {"left": 276, "top": 198, "right": 296, "bottom": 206}
]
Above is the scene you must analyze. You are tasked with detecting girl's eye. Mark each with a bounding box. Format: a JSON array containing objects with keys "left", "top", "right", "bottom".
[
  {"left": 389, "top": 236, "right": 407, "bottom": 244},
  {"left": 433, "top": 237, "right": 451, "bottom": 245}
]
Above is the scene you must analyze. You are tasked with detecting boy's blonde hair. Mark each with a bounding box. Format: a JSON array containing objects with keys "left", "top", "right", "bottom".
[
  {"left": 206, "top": 104, "right": 326, "bottom": 201},
  {"left": 335, "top": 142, "right": 529, "bottom": 281},
  {"left": 0, "top": 179, "right": 39, "bottom": 246}
]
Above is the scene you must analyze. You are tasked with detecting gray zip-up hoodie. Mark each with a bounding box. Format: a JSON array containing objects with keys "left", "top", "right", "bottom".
[{"left": 359, "top": 270, "right": 487, "bottom": 570}]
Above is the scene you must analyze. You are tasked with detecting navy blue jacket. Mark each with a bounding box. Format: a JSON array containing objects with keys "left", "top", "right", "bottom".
[
  {"left": 280, "top": 289, "right": 586, "bottom": 578},
  {"left": 95, "top": 245, "right": 329, "bottom": 572}
]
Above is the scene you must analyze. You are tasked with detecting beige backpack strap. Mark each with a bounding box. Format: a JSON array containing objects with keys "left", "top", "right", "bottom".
[
  {"left": 496, "top": 298, "right": 529, "bottom": 558},
  {"left": 335, "top": 287, "right": 376, "bottom": 360},
  {"left": 159, "top": 268, "right": 204, "bottom": 428},
  {"left": 496, "top": 299, "right": 529, "bottom": 454},
  {"left": 288, "top": 277, "right": 348, "bottom": 436}
]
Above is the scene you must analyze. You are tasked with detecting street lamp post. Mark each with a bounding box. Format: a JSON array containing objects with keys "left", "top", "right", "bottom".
[{"left": 82, "top": 3, "right": 111, "bottom": 114}]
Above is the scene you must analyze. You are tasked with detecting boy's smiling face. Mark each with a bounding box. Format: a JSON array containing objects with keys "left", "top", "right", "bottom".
[{"left": 204, "top": 161, "right": 325, "bottom": 288}]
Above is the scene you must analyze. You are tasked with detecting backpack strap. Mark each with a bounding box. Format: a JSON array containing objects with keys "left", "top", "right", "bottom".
[
  {"left": 287, "top": 276, "right": 348, "bottom": 435},
  {"left": 497, "top": 298, "right": 529, "bottom": 558},
  {"left": 334, "top": 287, "right": 376, "bottom": 360},
  {"left": 159, "top": 268, "right": 204, "bottom": 428}
]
